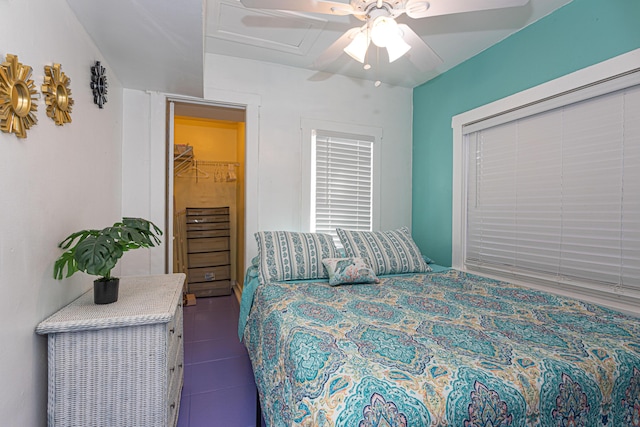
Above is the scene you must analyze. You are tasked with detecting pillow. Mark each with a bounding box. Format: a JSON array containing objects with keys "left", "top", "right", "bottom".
[
  {"left": 336, "top": 227, "right": 432, "bottom": 275},
  {"left": 255, "top": 231, "right": 339, "bottom": 284},
  {"left": 322, "top": 257, "right": 380, "bottom": 286}
]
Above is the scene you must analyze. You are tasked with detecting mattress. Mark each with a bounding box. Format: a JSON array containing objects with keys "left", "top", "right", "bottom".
[{"left": 240, "top": 268, "right": 640, "bottom": 426}]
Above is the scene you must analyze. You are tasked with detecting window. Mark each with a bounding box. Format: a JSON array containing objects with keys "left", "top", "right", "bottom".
[
  {"left": 301, "top": 119, "right": 381, "bottom": 244},
  {"left": 466, "top": 85, "right": 640, "bottom": 292},
  {"left": 311, "top": 131, "right": 373, "bottom": 242},
  {"left": 452, "top": 50, "right": 640, "bottom": 311}
]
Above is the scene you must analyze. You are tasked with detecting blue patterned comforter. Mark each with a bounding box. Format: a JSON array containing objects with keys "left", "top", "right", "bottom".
[{"left": 242, "top": 269, "right": 640, "bottom": 427}]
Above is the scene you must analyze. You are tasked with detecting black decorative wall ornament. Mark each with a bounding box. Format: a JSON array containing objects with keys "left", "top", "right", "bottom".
[{"left": 90, "top": 61, "right": 108, "bottom": 108}]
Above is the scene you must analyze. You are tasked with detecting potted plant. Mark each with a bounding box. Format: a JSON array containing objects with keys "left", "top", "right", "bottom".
[{"left": 54, "top": 217, "right": 163, "bottom": 304}]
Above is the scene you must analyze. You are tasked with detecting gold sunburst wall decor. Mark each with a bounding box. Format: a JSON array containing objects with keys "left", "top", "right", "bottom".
[
  {"left": 42, "top": 63, "right": 73, "bottom": 126},
  {"left": 0, "top": 54, "right": 39, "bottom": 138}
]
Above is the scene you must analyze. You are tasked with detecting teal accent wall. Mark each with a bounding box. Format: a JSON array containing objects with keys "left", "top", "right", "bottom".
[{"left": 412, "top": 0, "right": 640, "bottom": 266}]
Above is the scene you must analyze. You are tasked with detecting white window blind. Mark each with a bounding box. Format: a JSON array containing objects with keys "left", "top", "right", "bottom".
[
  {"left": 312, "top": 130, "right": 374, "bottom": 243},
  {"left": 465, "top": 83, "right": 640, "bottom": 299}
]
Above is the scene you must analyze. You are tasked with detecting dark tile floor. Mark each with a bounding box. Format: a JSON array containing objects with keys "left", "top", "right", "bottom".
[{"left": 177, "top": 294, "right": 265, "bottom": 427}]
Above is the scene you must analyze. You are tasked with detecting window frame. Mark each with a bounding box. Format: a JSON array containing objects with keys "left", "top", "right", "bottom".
[{"left": 301, "top": 118, "right": 382, "bottom": 237}]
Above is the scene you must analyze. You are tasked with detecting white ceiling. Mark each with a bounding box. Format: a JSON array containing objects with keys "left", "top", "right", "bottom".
[
  {"left": 66, "top": 0, "right": 205, "bottom": 97},
  {"left": 67, "top": 0, "right": 572, "bottom": 95}
]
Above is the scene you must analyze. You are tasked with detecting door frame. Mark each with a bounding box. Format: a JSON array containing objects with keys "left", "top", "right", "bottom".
[{"left": 165, "top": 92, "right": 261, "bottom": 280}]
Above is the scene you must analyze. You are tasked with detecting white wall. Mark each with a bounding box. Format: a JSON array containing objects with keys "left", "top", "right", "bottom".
[
  {"left": 0, "top": 2, "right": 412, "bottom": 424},
  {"left": 119, "top": 90, "right": 168, "bottom": 276},
  {"left": 0, "top": 1, "right": 123, "bottom": 425},
  {"left": 205, "top": 54, "right": 414, "bottom": 235},
  {"left": 121, "top": 53, "right": 414, "bottom": 270}
]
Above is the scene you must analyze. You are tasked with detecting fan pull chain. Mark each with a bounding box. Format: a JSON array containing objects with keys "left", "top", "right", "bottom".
[{"left": 374, "top": 45, "right": 381, "bottom": 87}]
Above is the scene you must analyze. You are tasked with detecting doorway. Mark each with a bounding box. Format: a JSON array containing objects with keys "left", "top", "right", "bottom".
[{"left": 169, "top": 101, "right": 246, "bottom": 299}]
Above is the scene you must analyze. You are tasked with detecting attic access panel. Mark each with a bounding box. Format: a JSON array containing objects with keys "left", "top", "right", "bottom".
[{"left": 206, "top": 0, "right": 327, "bottom": 55}]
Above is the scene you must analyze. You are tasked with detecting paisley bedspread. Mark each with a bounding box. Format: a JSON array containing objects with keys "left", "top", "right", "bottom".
[{"left": 242, "top": 269, "right": 640, "bottom": 427}]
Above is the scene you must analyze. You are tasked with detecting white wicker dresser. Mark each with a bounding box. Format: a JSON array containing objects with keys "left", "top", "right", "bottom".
[{"left": 36, "top": 274, "right": 186, "bottom": 427}]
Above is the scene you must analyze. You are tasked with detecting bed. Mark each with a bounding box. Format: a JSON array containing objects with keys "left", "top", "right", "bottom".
[{"left": 239, "top": 229, "right": 640, "bottom": 427}]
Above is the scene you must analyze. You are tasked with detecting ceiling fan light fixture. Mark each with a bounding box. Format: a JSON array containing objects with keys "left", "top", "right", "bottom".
[
  {"left": 386, "top": 35, "right": 411, "bottom": 62},
  {"left": 370, "top": 16, "right": 399, "bottom": 48},
  {"left": 344, "top": 29, "right": 370, "bottom": 63}
]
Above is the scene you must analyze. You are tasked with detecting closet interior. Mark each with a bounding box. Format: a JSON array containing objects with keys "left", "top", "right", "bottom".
[{"left": 172, "top": 103, "right": 246, "bottom": 299}]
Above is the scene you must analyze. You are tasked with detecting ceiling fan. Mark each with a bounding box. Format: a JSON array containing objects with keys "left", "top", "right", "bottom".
[{"left": 238, "top": 0, "right": 529, "bottom": 73}]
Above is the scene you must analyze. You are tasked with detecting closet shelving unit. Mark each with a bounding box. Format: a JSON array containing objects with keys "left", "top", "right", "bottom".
[{"left": 185, "top": 207, "right": 232, "bottom": 297}]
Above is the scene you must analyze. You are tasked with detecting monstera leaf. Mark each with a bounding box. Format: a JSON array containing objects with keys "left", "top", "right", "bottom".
[
  {"left": 53, "top": 218, "right": 162, "bottom": 281},
  {"left": 119, "top": 217, "right": 162, "bottom": 248},
  {"left": 74, "top": 234, "right": 124, "bottom": 278}
]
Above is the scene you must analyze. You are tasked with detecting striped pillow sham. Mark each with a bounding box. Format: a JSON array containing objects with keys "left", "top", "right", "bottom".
[
  {"left": 255, "top": 231, "right": 339, "bottom": 284},
  {"left": 336, "top": 227, "right": 431, "bottom": 276}
]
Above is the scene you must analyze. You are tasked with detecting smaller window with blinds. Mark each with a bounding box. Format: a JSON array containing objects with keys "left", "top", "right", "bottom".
[{"left": 311, "top": 130, "right": 374, "bottom": 244}]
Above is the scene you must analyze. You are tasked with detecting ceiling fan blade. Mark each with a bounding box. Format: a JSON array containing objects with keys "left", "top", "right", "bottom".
[
  {"left": 405, "top": 0, "right": 529, "bottom": 19},
  {"left": 239, "top": 0, "right": 355, "bottom": 16},
  {"left": 398, "top": 24, "right": 443, "bottom": 72},
  {"left": 312, "top": 27, "right": 361, "bottom": 69}
]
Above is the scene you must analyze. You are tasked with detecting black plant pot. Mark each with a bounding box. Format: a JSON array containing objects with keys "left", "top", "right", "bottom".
[{"left": 94, "top": 278, "right": 120, "bottom": 304}]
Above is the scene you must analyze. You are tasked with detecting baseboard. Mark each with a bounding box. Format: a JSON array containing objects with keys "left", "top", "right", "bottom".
[{"left": 232, "top": 281, "right": 242, "bottom": 304}]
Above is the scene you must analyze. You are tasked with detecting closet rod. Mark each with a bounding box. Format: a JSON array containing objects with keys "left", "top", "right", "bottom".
[{"left": 196, "top": 160, "right": 240, "bottom": 166}]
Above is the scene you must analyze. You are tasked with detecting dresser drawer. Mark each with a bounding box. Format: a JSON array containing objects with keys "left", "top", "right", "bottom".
[
  {"left": 189, "top": 280, "right": 231, "bottom": 297},
  {"left": 186, "top": 221, "right": 230, "bottom": 232},
  {"left": 186, "top": 207, "right": 229, "bottom": 216},
  {"left": 186, "top": 215, "right": 229, "bottom": 225},
  {"left": 167, "top": 305, "right": 183, "bottom": 360},
  {"left": 167, "top": 335, "right": 183, "bottom": 386},
  {"left": 188, "top": 251, "right": 230, "bottom": 268},
  {"left": 167, "top": 371, "right": 183, "bottom": 427},
  {"left": 167, "top": 351, "right": 183, "bottom": 397},
  {"left": 187, "top": 237, "right": 229, "bottom": 253},
  {"left": 188, "top": 265, "right": 230, "bottom": 283},
  {"left": 187, "top": 228, "right": 230, "bottom": 239}
]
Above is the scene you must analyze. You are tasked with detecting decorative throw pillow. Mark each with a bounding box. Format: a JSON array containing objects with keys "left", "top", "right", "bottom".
[
  {"left": 336, "top": 227, "right": 432, "bottom": 276},
  {"left": 254, "top": 231, "right": 339, "bottom": 284},
  {"left": 322, "top": 257, "right": 380, "bottom": 286}
]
